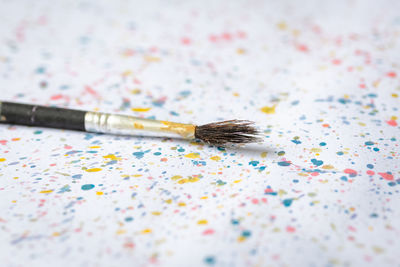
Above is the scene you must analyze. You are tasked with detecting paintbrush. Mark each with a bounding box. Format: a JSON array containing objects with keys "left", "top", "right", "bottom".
[{"left": 0, "top": 101, "right": 262, "bottom": 145}]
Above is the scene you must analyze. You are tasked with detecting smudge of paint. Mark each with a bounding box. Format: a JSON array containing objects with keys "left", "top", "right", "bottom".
[
  {"left": 86, "top": 168, "right": 102, "bottom": 172},
  {"left": 210, "top": 156, "right": 221, "bottom": 161},
  {"left": 125, "top": 217, "right": 133, "bottom": 222},
  {"left": 132, "top": 150, "right": 151, "bottom": 159},
  {"left": 81, "top": 184, "right": 95, "bottom": 190},
  {"left": 184, "top": 152, "right": 200, "bottom": 159},
  {"left": 260, "top": 105, "right": 276, "bottom": 114},
  {"left": 378, "top": 172, "right": 394, "bottom": 181},
  {"left": 365, "top": 141, "right": 374, "bottom": 146},
  {"left": 282, "top": 198, "right": 293, "bottom": 207},
  {"left": 131, "top": 107, "right": 151, "bottom": 112},
  {"left": 249, "top": 160, "right": 259, "bottom": 166},
  {"left": 278, "top": 161, "right": 291, "bottom": 166},
  {"left": 39, "top": 190, "right": 53, "bottom": 194},
  {"left": 344, "top": 169, "right": 357, "bottom": 177},
  {"left": 311, "top": 159, "right": 323, "bottom": 166},
  {"left": 204, "top": 256, "right": 216, "bottom": 265}
]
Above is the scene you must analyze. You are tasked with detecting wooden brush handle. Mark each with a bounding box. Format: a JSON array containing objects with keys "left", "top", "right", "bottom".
[{"left": 0, "top": 101, "right": 86, "bottom": 131}]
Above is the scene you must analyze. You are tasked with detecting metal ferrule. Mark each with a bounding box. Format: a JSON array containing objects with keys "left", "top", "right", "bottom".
[{"left": 84, "top": 112, "right": 195, "bottom": 139}]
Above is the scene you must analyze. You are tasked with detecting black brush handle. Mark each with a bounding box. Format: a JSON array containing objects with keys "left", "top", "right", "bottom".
[{"left": 0, "top": 101, "right": 86, "bottom": 131}]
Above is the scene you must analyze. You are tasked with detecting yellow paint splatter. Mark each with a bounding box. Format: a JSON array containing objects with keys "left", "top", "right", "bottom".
[
  {"left": 171, "top": 175, "right": 182, "bottom": 180},
  {"left": 261, "top": 152, "right": 268, "bottom": 158},
  {"left": 151, "top": 211, "right": 162, "bottom": 216},
  {"left": 96, "top": 191, "right": 104, "bottom": 195},
  {"left": 131, "top": 107, "right": 151, "bottom": 112},
  {"left": 177, "top": 176, "right": 200, "bottom": 184},
  {"left": 89, "top": 145, "right": 101, "bottom": 149},
  {"left": 86, "top": 168, "right": 102, "bottom": 172},
  {"left": 52, "top": 232, "right": 60, "bottom": 237},
  {"left": 277, "top": 21, "right": 287, "bottom": 30},
  {"left": 178, "top": 202, "right": 186, "bottom": 207},
  {"left": 39, "top": 190, "right": 53, "bottom": 194},
  {"left": 322, "top": 165, "right": 334, "bottom": 170},
  {"left": 237, "top": 236, "right": 246, "bottom": 242},
  {"left": 200, "top": 196, "right": 208, "bottom": 199},
  {"left": 310, "top": 148, "right": 322, "bottom": 153},
  {"left": 165, "top": 199, "right": 172, "bottom": 204},
  {"left": 0, "top": 158, "right": 5, "bottom": 162},
  {"left": 103, "top": 154, "right": 121, "bottom": 161},
  {"left": 210, "top": 156, "right": 221, "bottom": 161},
  {"left": 233, "top": 179, "right": 242, "bottom": 183},
  {"left": 260, "top": 105, "right": 276, "bottom": 114},
  {"left": 184, "top": 152, "right": 200, "bottom": 159},
  {"left": 197, "top": 219, "right": 208, "bottom": 225},
  {"left": 141, "top": 228, "right": 152, "bottom": 234},
  {"left": 116, "top": 229, "right": 126, "bottom": 235}
]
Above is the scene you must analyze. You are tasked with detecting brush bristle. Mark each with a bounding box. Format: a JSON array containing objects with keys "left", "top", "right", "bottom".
[{"left": 194, "top": 120, "right": 262, "bottom": 145}]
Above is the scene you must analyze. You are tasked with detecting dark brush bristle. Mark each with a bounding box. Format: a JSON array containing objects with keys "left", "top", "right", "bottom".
[{"left": 194, "top": 120, "right": 262, "bottom": 145}]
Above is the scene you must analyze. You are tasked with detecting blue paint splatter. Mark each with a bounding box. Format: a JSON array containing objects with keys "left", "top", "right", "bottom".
[
  {"left": 81, "top": 184, "right": 95, "bottom": 190},
  {"left": 311, "top": 159, "right": 323, "bottom": 166},
  {"left": 249, "top": 161, "right": 259, "bottom": 166},
  {"left": 282, "top": 198, "right": 293, "bottom": 207},
  {"left": 278, "top": 161, "right": 290, "bottom": 166}
]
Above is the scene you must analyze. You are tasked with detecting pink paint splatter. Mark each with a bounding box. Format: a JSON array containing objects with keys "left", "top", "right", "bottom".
[
  {"left": 286, "top": 226, "right": 296, "bottom": 233},
  {"left": 378, "top": 172, "right": 394, "bottom": 181},
  {"left": 0, "top": 140, "right": 7, "bottom": 146},
  {"left": 296, "top": 44, "right": 309, "bottom": 52},
  {"left": 202, "top": 229, "right": 215, "bottom": 235}
]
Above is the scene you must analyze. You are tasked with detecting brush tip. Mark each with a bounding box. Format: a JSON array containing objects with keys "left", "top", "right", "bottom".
[{"left": 194, "top": 120, "right": 262, "bottom": 145}]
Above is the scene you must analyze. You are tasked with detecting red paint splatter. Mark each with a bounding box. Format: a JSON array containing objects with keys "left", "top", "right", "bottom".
[
  {"left": 387, "top": 120, "right": 397, "bottom": 126},
  {"left": 344, "top": 169, "right": 357, "bottom": 176},
  {"left": 251, "top": 198, "right": 259, "bottom": 204},
  {"left": 50, "top": 94, "right": 64, "bottom": 100},
  {"left": 332, "top": 59, "right": 342, "bottom": 65},
  {"left": 64, "top": 145, "right": 72, "bottom": 149},
  {"left": 0, "top": 140, "right": 7, "bottom": 146},
  {"left": 378, "top": 172, "right": 394, "bottom": 181},
  {"left": 387, "top": 72, "right": 397, "bottom": 78},
  {"left": 366, "top": 170, "right": 375, "bottom": 176},
  {"left": 202, "top": 229, "right": 215, "bottom": 235},
  {"left": 359, "top": 83, "right": 366, "bottom": 89}
]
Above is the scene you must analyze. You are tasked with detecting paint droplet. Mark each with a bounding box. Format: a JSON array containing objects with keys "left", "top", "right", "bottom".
[
  {"left": 131, "top": 107, "right": 151, "bottom": 112},
  {"left": 125, "top": 217, "right": 134, "bottom": 222},
  {"left": 204, "top": 256, "right": 216, "bottom": 265},
  {"left": 210, "top": 156, "right": 221, "bottom": 161},
  {"left": 197, "top": 219, "right": 208, "bottom": 225},
  {"left": 278, "top": 161, "right": 290, "bottom": 166},
  {"left": 249, "top": 160, "right": 259, "bottom": 166},
  {"left": 282, "top": 198, "right": 293, "bottom": 207},
  {"left": 0, "top": 158, "right": 6, "bottom": 162},
  {"left": 81, "top": 184, "right": 95, "bottom": 190},
  {"left": 387, "top": 120, "right": 397, "bottom": 126},
  {"left": 86, "top": 168, "right": 102, "bottom": 172},
  {"left": 39, "top": 190, "right": 53, "bottom": 194},
  {"left": 185, "top": 152, "right": 200, "bottom": 159},
  {"left": 141, "top": 228, "right": 152, "bottom": 234},
  {"left": 378, "top": 172, "right": 394, "bottom": 181},
  {"left": 311, "top": 159, "right": 323, "bottom": 166},
  {"left": 260, "top": 105, "right": 276, "bottom": 114},
  {"left": 96, "top": 191, "right": 104, "bottom": 195}
]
